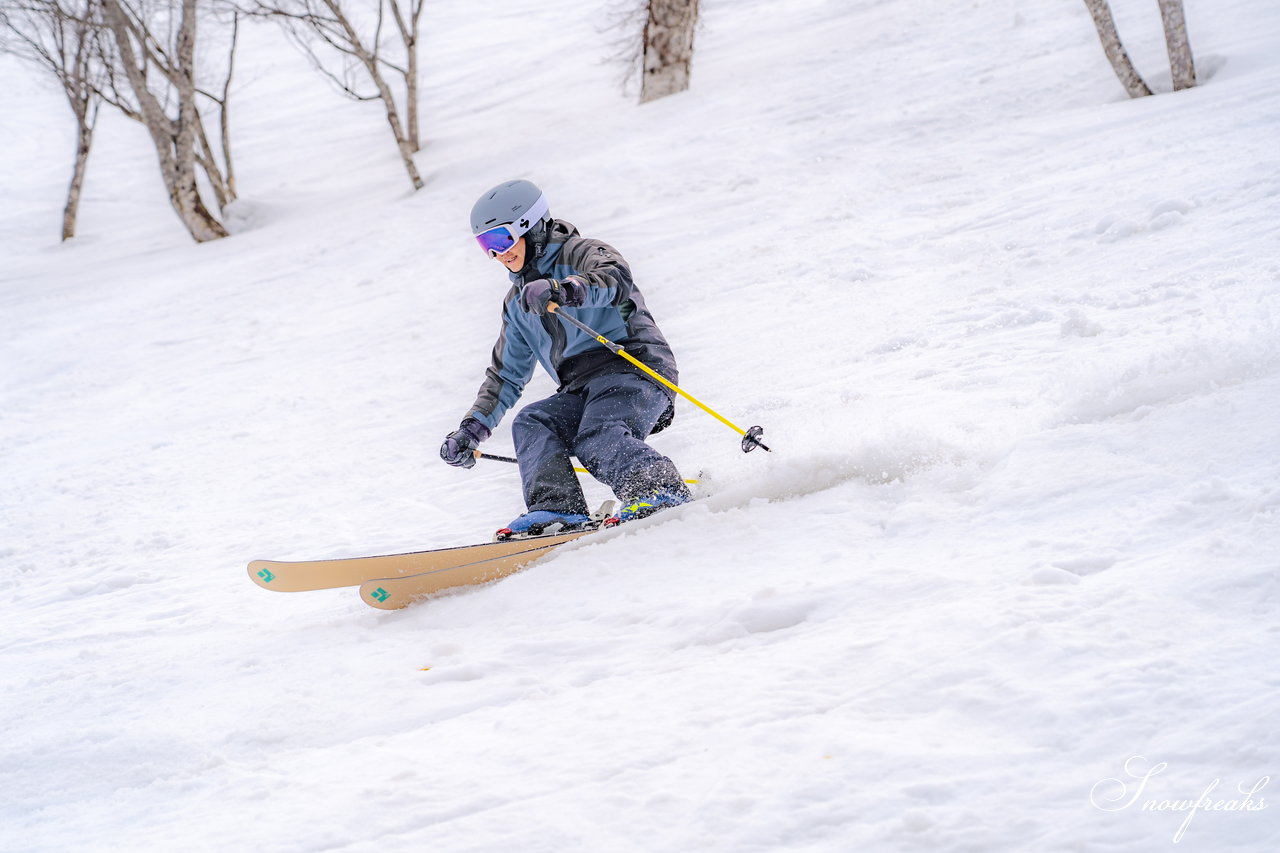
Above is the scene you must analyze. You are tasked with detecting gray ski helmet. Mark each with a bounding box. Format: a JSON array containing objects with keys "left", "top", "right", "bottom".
[{"left": 470, "top": 179, "right": 550, "bottom": 255}]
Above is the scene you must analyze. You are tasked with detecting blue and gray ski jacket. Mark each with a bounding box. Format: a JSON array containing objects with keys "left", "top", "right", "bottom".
[{"left": 466, "top": 219, "right": 677, "bottom": 431}]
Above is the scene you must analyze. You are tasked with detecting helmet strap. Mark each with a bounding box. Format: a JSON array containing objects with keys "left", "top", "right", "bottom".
[{"left": 528, "top": 216, "right": 551, "bottom": 259}]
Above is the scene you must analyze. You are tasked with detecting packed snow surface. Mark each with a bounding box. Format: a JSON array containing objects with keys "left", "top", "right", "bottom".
[{"left": 2, "top": 0, "right": 1279, "bottom": 850}]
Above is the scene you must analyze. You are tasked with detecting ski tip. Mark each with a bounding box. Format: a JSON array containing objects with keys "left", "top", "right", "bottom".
[
  {"left": 248, "top": 560, "right": 282, "bottom": 590},
  {"left": 360, "top": 581, "right": 408, "bottom": 610}
]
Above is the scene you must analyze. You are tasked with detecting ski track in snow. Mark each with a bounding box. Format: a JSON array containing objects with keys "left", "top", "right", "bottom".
[{"left": 2, "top": 0, "right": 1280, "bottom": 851}]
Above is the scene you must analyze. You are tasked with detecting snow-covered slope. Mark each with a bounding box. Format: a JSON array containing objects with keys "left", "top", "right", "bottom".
[{"left": 2, "top": 0, "right": 1278, "bottom": 850}]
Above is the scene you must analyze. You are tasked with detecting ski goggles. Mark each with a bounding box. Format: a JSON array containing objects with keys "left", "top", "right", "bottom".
[
  {"left": 475, "top": 223, "right": 522, "bottom": 258},
  {"left": 473, "top": 192, "right": 549, "bottom": 257}
]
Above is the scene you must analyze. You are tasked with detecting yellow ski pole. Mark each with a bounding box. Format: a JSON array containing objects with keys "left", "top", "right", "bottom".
[{"left": 548, "top": 304, "right": 770, "bottom": 452}]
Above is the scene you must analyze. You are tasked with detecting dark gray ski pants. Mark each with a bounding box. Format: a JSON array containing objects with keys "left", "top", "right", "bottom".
[{"left": 512, "top": 372, "right": 688, "bottom": 514}]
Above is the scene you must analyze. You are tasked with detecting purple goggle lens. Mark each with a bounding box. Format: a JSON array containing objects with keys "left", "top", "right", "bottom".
[{"left": 476, "top": 225, "right": 518, "bottom": 257}]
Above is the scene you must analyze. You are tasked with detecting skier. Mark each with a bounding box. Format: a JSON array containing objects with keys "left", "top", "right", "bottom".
[{"left": 439, "top": 179, "right": 691, "bottom": 534}]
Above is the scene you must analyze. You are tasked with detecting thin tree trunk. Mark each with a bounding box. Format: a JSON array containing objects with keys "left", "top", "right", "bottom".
[
  {"left": 256, "top": 0, "right": 424, "bottom": 189},
  {"left": 62, "top": 106, "right": 95, "bottom": 241},
  {"left": 1083, "top": 0, "right": 1152, "bottom": 98},
  {"left": 405, "top": 31, "right": 418, "bottom": 151},
  {"left": 190, "top": 17, "right": 238, "bottom": 209},
  {"left": 345, "top": 14, "right": 424, "bottom": 188},
  {"left": 387, "top": 0, "right": 420, "bottom": 151},
  {"left": 221, "top": 102, "right": 237, "bottom": 200},
  {"left": 4, "top": 0, "right": 106, "bottom": 240},
  {"left": 59, "top": 27, "right": 98, "bottom": 242},
  {"left": 1157, "top": 0, "right": 1196, "bottom": 90},
  {"left": 171, "top": 0, "right": 222, "bottom": 238},
  {"left": 195, "top": 116, "right": 230, "bottom": 211},
  {"left": 640, "top": 0, "right": 698, "bottom": 104},
  {"left": 219, "top": 11, "right": 239, "bottom": 199},
  {"left": 369, "top": 0, "right": 423, "bottom": 173},
  {"left": 376, "top": 75, "right": 423, "bottom": 189}
]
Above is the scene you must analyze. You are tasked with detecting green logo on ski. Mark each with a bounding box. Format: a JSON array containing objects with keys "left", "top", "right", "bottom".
[
  {"left": 370, "top": 587, "right": 390, "bottom": 603},
  {"left": 258, "top": 568, "right": 276, "bottom": 583}
]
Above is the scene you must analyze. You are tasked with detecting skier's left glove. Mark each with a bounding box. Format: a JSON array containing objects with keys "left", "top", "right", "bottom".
[
  {"left": 440, "top": 418, "right": 491, "bottom": 469},
  {"left": 521, "top": 277, "right": 585, "bottom": 316}
]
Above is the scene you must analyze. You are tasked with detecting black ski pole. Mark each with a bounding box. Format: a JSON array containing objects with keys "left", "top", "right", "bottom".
[{"left": 475, "top": 450, "right": 698, "bottom": 484}]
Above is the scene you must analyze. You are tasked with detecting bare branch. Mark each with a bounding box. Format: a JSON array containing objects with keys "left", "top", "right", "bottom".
[{"left": 247, "top": 0, "right": 424, "bottom": 187}]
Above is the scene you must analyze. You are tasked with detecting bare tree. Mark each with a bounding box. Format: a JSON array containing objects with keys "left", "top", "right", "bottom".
[
  {"left": 1, "top": 0, "right": 109, "bottom": 240},
  {"left": 1083, "top": 0, "right": 1197, "bottom": 98},
  {"left": 97, "top": 0, "right": 238, "bottom": 241},
  {"left": 1082, "top": 0, "right": 1152, "bottom": 98},
  {"left": 1157, "top": 0, "right": 1196, "bottom": 91},
  {"left": 639, "top": 0, "right": 698, "bottom": 104},
  {"left": 247, "top": 0, "right": 424, "bottom": 190}
]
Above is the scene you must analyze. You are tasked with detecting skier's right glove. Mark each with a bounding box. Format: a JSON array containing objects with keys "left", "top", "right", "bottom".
[
  {"left": 521, "top": 277, "right": 585, "bottom": 316},
  {"left": 439, "top": 418, "right": 491, "bottom": 469}
]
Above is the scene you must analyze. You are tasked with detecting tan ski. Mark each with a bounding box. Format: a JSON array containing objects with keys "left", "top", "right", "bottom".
[
  {"left": 248, "top": 529, "right": 593, "bottom": 593},
  {"left": 358, "top": 531, "right": 597, "bottom": 610}
]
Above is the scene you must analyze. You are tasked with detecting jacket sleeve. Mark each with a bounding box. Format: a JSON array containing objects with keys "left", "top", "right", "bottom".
[
  {"left": 466, "top": 303, "right": 537, "bottom": 431},
  {"left": 561, "top": 238, "right": 635, "bottom": 309}
]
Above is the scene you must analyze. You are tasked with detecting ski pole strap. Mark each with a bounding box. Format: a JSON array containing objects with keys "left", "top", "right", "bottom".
[{"left": 548, "top": 305, "right": 771, "bottom": 452}]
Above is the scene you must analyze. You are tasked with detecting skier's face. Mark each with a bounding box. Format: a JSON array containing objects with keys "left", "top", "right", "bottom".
[{"left": 496, "top": 237, "right": 526, "bottom": 272}]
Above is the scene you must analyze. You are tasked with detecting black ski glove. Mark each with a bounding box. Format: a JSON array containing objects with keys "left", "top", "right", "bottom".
[
  {"left": 440, "top": 418, "right": 491, "bottom": 469},
  {"left": 521, "top": 277, "right": 585, "bottom": 316}
]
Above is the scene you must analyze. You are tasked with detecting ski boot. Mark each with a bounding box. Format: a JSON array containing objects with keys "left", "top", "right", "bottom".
[
  {"left": 606, "top": 490, "right": 690, "bottom": 526},
  {"left": 494, "top": 501, "right": 618, "bottom": 541}
]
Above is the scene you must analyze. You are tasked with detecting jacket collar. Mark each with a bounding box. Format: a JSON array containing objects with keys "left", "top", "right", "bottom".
[{"left": 510, "top": 219, "right": 578, "bottom": 283}]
